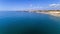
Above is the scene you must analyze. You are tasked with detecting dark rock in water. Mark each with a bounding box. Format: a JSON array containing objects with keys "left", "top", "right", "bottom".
[{"left": 0, "top": 11, "right": 60, "bottom": 34}]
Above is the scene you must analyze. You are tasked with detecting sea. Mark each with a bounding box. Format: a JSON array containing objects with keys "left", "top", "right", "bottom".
[{"left": 0, "top": 11, "right": 60, "bottom": 34}]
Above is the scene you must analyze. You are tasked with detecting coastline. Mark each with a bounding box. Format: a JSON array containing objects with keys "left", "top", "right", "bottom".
[{"left": 26, "top": 10, "right": 60, "bottom": 17}]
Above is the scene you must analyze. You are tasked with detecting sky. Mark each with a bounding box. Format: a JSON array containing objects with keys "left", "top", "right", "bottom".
[{"left": 0, "top": 0, "right": 60, "bottom": 11}]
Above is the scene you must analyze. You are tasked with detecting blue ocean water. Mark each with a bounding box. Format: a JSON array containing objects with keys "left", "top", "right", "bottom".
[{"left": 0, "top": 11, "right": 60, "bottom": 34}]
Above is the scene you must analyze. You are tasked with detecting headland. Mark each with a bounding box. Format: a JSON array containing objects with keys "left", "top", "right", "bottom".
[{"left": 25, "top": 10, "right": 60, "bottom": 17}]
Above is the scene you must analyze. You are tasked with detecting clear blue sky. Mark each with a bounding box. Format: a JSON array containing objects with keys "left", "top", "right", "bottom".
[{"left": 0, "top": 0, "right": 60, "bottom": 11}]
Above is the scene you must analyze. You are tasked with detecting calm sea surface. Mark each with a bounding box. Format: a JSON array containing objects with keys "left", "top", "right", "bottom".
[{"left": 0, "top": 11, "right": 60, "bottom": 34}]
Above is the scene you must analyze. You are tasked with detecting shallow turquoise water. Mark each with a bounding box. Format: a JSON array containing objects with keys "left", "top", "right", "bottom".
[{"left": 0, "top": 11, "right": 60, "bottom": 34}]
